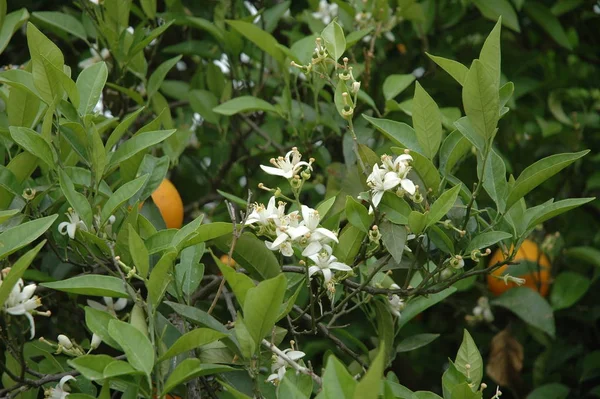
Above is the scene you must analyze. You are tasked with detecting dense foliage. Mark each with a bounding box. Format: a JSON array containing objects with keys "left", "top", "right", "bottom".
[{"left": 0, "top": 1, "right": 599, "bottom": 398}]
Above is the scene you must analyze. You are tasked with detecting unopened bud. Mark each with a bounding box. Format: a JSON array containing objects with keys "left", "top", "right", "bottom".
[
  {"left": 351, "top": 81, "right": 361, "bottom": 94},
  {"left": 57, "top": 334, "right": 73, "bottom": 349},
  {"left": 90, "top": 333, "right": 102, "bottom": 350}
]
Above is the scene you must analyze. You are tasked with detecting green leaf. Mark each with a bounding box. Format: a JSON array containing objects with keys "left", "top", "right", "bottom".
[
  {"left": 396, "top": 333, "right": 440, "bottom": 353},
  {"left": 439, "top": 130, "right": 471, "bottom": 176},
  {"left": 0, "top": 215, "right": 57, "bottom": 261},
  {"left": 85, "top": 306, "right": 121, "bottom": 350},
  {"left": 413, "top": 82, "right": 442, "bottom": 160},
  {"left": 107, "top": 129, "right": 177, "bottom": 170},
  {"left": 0, "top": 8, "right": 29, "bottom": 55},
  {"left": 235, "top": 314, "right": 256, "bottom": 359},
  {"left": 147, "top": 251, "right": 176, "bottom": 306},
  {"left": 491, "top": 287, "right": 556, "bottom": 338},
  {"left": 464, "top": 231, "right": 512, "bottom": 253},
  {"left": 411, "top": 392, "right": 443, "bottom": 399},
  {"left": 379, "top": 193, "right": 411, "bottom": 225},
  {"left": 132, "top": 155, "right": 169, "bottom": 204},
  {"left": 316, "top": 196, "right": 337, "bottom": 219},
  {"left": 67, "top": 355, "right": 116, "bottom": 381},
  {"left": 140, "top": 0, "right": 156, "bottom": 18},
  {"left": 398, "top": 287, "right": 457, "bottom": 329},
  {"left": 482, "top": 149, "right": 508, "bottom": 211},
  {"left": 442, "top": 361, "right": 467, "bottom": 399},
  {"left": 0, "top": 241, "right": 45, "bottom": 307},
  {"left": 9, "top": 126, "right": 55, "bottom": 168},
  {"left": 104, "top": 106, "right": 145, "bottom": 152},
  {"left": 550, "top": 272, "right": 590, "bottom": 310},
  {"left": 479, "top": 18, "right": 502, "bottom": 89},
  {"left": 76, "top": 62, "right": 108, "bottom": 115},
  {"left": 505, "top": 150, "right": 589, "bottom": 210},
  {"left": 451, "top": 383, "right": 483, "bottom": 399},
  {"left": 345, "top": 195, "right": 372, "bottom": 233},
  {"left": 42, "top": 275, "right": 129, "bottom": 297},
  {"left": 213, "top": 96, "right": 277, "bottom": 116},
  {"left": 472, "top": 0, "right": 520, "bottom": 32},
  {"left": 44, "top": 59, "right": 80, "bottom": 107},
  {"left": 379, "top": 221, "right": 407, "bottom": 264},
  {"left": 322, "top": 355, "right": 357, "bottom": 399},
  {"left": 526, "top": 383, "right": 569, "bottom": 399},
  {"left": 128, "top": 21, "right": 174, "bottom": 57},
  {"left": 526, "top": 197, "right": 594, "bottom": 229},
  {"left": 226, "top": 20, "right": 284, "bottom": 63},
  {"left": 103, "top": 360, "right": 142, "bottom": 379},
  {"left": 353, "top": 347, "right": 386, "bottom": 399},
  {"left": 426, "top": 185, "right": 460, "bottom": 228},
  {"left": 189, "top": 89, "right": 220, "bottom": 125},
  {"left": 216, "top": 256, "right": 255, "bottom": 307},
  {"left": 0, "top": 209, "right": 19, "bottom": 224},
  {"left": 32, "top": 11, "right": 87, "bottom": 41},
  {"left": 177, "top": 244, "right": 205, "bottom": 297},
  {"left": 333, "top": 225, "right": 366, "bottom": 265},
  {"left": 101, "top": 174, "right": 148, "bottom": 223},
  {"left": 383, "top": 74, "right": 416, "bottom": 100},
  {"left": 391, "top": 147, "right": 442, "bottom": 194},
  {"left": 321, "top": 20, "right": 346, "bottom": 61},
  {"left": 426, "top": 53, "right": 468, "bottom": 86},
  {"left": 454, "top": 116, "right": 485, "bottom": 153},
  {"left": 158, "top": 328, "right": 227, "bottom": 362},
  {"left": 27, "top": 22, "right": 65, "bottom": 103},
  {"left": 384, "top": 380, "right": 414, "bottom": 399},
  {"left": 277, "top": 368, "right": 313, "bottom": 399},
  {"left": 108, "top": 319, "right": 155, "bottom": 377},
  {"left": 408, "top": 211, "right": 427, "bottom": 236},
  {"left": 565, "top": 246, "right": 600, "bottom": 269},
  {"left": 164, "top": 301, "right": 228, "bottom": 334},
  {"left": 128, "top": 225, "right": 149, "bottom": 279},
  {"left": 455, "top": 329, "right": 483, "bottom": 388},
  {"left": 147, "top": 55, "right": 182, "bottom": 99},
  {"left": 363, "top": 115, "right": 424, "bottom": 155},
  {"left": 524, "top": 2, "right": 573, "bottom": 50},
  {"left": 163, "top": 359, "right": 234, "bottom": 395},
  {"left": 213, "top": 232, "right": 281, "bottom": 280},
  {"left": 462, "top": 60, "right": 499, "bottom": 143},
  {"left": 243, "top": 274, "right": 287, "bottom": 346},
  {"left": 7, "top": 85, "right": 41, "bottom": 129}
]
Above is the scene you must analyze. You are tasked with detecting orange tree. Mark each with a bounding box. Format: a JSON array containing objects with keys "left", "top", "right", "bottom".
[{"left": 0, "top": 1, "right": 598, "bottom": 399}]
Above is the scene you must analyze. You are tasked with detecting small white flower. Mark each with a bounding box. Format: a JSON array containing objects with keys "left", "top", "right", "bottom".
[
  {"left": 246, "top": 197, "right": 278, "bottom": 226},
  {"left": 288, "top": 206, "right": 338, "bottom": 256},
  {"left": 312, "top": 0, "right": 338, "bottom": 25},
  {"left": 213, "top": 54, "right": 230, "bottom": 74},
  {"left": 2, "top": 277, "right": 46, "bottom": 339},
  {"left": 240, "top": 53, "right": 251, "bottom": 63},
  {"left": 176, "top": 60, "right": 187, "bottom": 71},
  {"left": 86, "top": 296, "right": 128, "bottom": 315},
  {"left": 45, "top": 375, "right": 75, "bottom": 399},
  {"left": 472, "top": 297, "right": 494, "bottom": 323},
  {"left": 266, "top": 349, "right": 305, "bottom": 385},
  {"left": 387, "top": 284, "right": 405, "bottom": 317},
  {"left": 366, "top": 164, "right": 402, "bottom": 208},
  {"left": 260, "top": 147, "right": 313, "bottom": 179},
  {"left": 307, "top": 245, "right": 352, "bottom": 284},
  {"left": 412, "top": 67, "right": 426, "bottom": 78},
  {"left": 58, "top": 208, "right": 88, "bottom": 240},
  {"left": 57, "top": 335, "right": 73, "bottom": 349},
  {"left": 78, "top": 47, "right": 109, "bottom": 69},
  {"left": 90, "top": 333, "right": 102, "bottom": 350}
]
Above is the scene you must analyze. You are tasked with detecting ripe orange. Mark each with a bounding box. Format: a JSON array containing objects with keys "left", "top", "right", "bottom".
[
  {"left": 219, "top": 254, "right": 236, "bottom": 267},
  {"left": 487, "top": 239, "right": 551, "bottom": 297},
  {"left": 151, "top": 179, "right": 184, "bottom": 229}
]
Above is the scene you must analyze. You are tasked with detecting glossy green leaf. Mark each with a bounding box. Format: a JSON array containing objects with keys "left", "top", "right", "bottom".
[
  {"left": 408, "top": 210, "right": 427, "bottom": 236},
  {"left": 426, "top": 53, "right": 468, "bottom": 86},
  {"left": 550, "top": 272, "right": 590, "bottom": 310},
  {"left": 439, "top": 130, "right": 471, "bottom": 176},
  {"left": 462, "top": 59, "right": 499, "bottom": 143},
  {"left": 455, "top": 329, "right": 483, "bottom": 388},
  {"left": 42, "top": 275, "right": 129, "bottom": 297},
  {"left": 353, "top": 347, "right": 385, "bottom": 399},
  {"left": 158, "top": 328, "right": 226, "bottom": 362},
  {"left": 85, "top": 306, "right": 121, "bottom": 350},
  {"left": 213, "top": 96, "right": 277, "bottom": 116},
  {"left": 76, "top": 62, "right": 108, "bottom": 115},
  {"left": 67, "top": 355, "right": 115, "bottom": 381},
  {"left": 9, "top": 126, "right": 54, "bottom": 168},
  {"left": 464, "top": 231, "right": 512, "bottom": 254},
  {"left": 189, "top": 89, "right": 220, "bottom": 125},
  {"left": 0, "top": 215, "right": 57, "bottom": 261},
  {"left": 128, "top": 225, "right": 149, "bottom": 279},
  {"left": 107, "top": 129, "right": 177, "bottom": 170},
  {"left": 147, "top": 251, "right": 176, "bottom": 306},
  {"left": 213, "top": 231, "right": 280, "bottom": 280},
  {"left": 413, "top": 82, "right": 442, "bottom": 159},
  {"left": 164, "top": 301, "right": 228, "bottom": 334},
  {"left": 226, "top": 19, "right": 284, "bottom": 63},
  {"left": 383, "top": 74, "right": 416, "bottom": 100},
  {"left": 26, "top": 22, "right": 64, "bottom": 103},
  {"left": 108, "top": 319, "right": 155, "bottom": 377},
  {"left": 442, "top": 361, "right": 467, "bottom": 399},
  {"left": 105, "top": 106, "right": 146, "bottom": 152},
  {"left": 277, "top": 367, "right": 313, "bottom": 399},
  {"left": 32, "top": 11, "right": 86, "bottom": 41},
  {"left": 216, "top": 255, "right": 254, "bottom": 307},
  {"left": 363, "top": 115, "right": 424, "bottom": 155},
  {"left": 396, "top": 333, "right": 440, "bottom": 353},
  {"left": 321, "top": 20, "right": 346, "bottom": 61},
  {"left": 147, "top": 55, "right": 181, "bottom": 99},
  {"left": 243, "top": 274, "right": 287, "bottom": 346},
  {"left": 333, "top": 224, "right": 366, "bottom": 265},
  {"left": 524, "top": 2, "right": 573, "bottom": 50},
  {"left": 103, "top": 360, "right": 142, "bottom": 379},
  {"left": 526, "top": 383, "right": 569, "bottom": 399},
  {"left": 379, "top": 221, "right": 407, "bottom": 263},
  {"left": 491, "top": 287, "right": 556, "bottom": 338},
  {"left": 398, "top": 287, "right": 457, "bottom": 329},
  {"left": 565, "top": 246, "right": 600, "bottom": 269},
  {"left": 482, "top": 149, "right": 508, "bottom": 211},
  {"left": 472, "top": 0, "right": 520, "bottom": 32},
  {"left": 505, "top": 150, "right": 589, "bottom": 210},
  {"left": 454, "top": 116, "right": 485, "bottom": 153},
  {"left": 0, "top": 8, "right": 29, "bottom": 54},
  {"left": 163, "top": 359, "right": 234, "bottom": 395},
  {"left": 322, "top": 355, "right": 357, "bottom": 399},
  {"left": 345, "top": 195, "right": 372, "bottom": 233},
  {"left": 128, "top": 21, "right": 174, "bottom": 57},
  {"left": 177, "top": 244, "right": 205, "bottom": 297},
  {"left": 426, "top": 185, "right": 460, "bottom": 228},
  {"left": 525, "top": 197, "right": 594, "bottom": 230},
  {"left": 478, "top": 18, "right": 502, "bottom": 89},
  {"left": 379, "top": 192, "right": 411, "bottom": 225}
]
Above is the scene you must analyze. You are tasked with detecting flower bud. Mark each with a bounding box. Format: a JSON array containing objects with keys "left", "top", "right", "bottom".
[
  {"left": 90, "top": 333, "right": 102, "bottom": 350},
  {"left": 57, "top": 334, "right": 73, "bottom": 349},
  {"left": 352, "top": 81, "right": 361, "bottom": 94}
]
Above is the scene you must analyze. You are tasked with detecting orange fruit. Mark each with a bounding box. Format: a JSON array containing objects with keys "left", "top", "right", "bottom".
[
  {"left": 487, "top": 239, "right": 551, "bottom": 297},
  {"left": 151, "top": 179, "right": 184, "bottom": 229},
  {"left": 219, "top": 254, "right": 236, "bottom": 267}
]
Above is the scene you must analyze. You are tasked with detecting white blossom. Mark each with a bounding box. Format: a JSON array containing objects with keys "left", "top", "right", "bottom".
[
  {"left": 58, "top": 208, "right": 88, "bottom": 239},
  {"left": 472, "top": 297, "right": 494, "bottom": 323},
  {"left": 260, "top": 147, "right": 313, "bottom": 179},
  {"left": 45, "top": 376, "right": 75, "bottom": 399},
  {"left": 312, "top": 0, "right": 338, "bottom": 25},
  {"left": 307, "top": 245, "right": 352, "bottom": 284},
  {"left": 387, "top": 284, "right": 405, "bottom": 317},
  {"left": 266, "top": 349, "right": 305, "bottom": 385},
  {"left": 288, "top": 206, "right": 338, "bottom": 256},
  {"left": 2, "top": 277, "right": 46, "bottom": 339},
  {"left": 367, "top": 154, "right": 416, "bottom": 209},
  {"left": 246, "top": 196, "right": 278, "bottom": 226},
  {"left": 86, "top": 296, "right": 128, "bottom": 315},
  {"left": 57, "top": 334, "right": 73, "bottom": 349}
]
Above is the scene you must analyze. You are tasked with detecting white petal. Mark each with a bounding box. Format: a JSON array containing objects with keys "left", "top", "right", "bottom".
[
  {"left": 25, "top": 312, "right": 36, "bottom": 339},
  {"left": 308, "top": 266, "right": 320, "bottom": 279},
  {"left": 67, "top": 223, "right": 77, "bottom": 239},
  {"left": 401, "top": 178, "right": 416, "bottom": 195},
  {"left": 372, "top": 190, "right": 384, "bottom": 208},
  {"left": 260, "top": 165, "right": 287, "bottom": 177},
  {"left": 58, "top": 222, "right": 70, "bottom": 235},
  {"left": 288, "top": 226, "right": 310, "bottom": 240},
  {"left": 280, "top": 243, "right": 294, "bottom": 257},
  {"left": 266, "top": 373, "right": 279, "bottom": 383},
  {"left": 113, "top": 298, "right": 128, "bottom": 311},
  {"left": 58, "top": 375, "right": 76, "bottom": 389},
  {"left": 329, "top": 262, "right": 352, "bottom": 271},
  {"left": 383, "top": 172, "right": 402, "bottom": 190},
  {"left": 286, "top": 350, "right": 306, "bottom": 360},
  {"left": 302, "top": 241, "right": 322, "bottom": 257},
  {"left": 396, "top": 154, "right": 413, "bottom": 162},
  {"left": 271, "top": 233, "right": 289, "bottom": 248},
  {"left": 322, "top": 268, "right": 332, "bottom": 283},
  {"left": 315, "top": 227, "right": 338, "bottom": 243}
]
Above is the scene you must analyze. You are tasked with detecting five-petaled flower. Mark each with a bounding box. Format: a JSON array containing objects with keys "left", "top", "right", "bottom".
[
  {"left": 288, "top": 206, "right": 339, "bottom": 256},
  {"left": 58, "top": 208, "right": 88, "bottom": 239},
  {"left": 260, "top": 147, "right": 313, "bottom": 179},
  {"left": 1, "top": 271, "right": 49, "bottom": 339},
  {"left": 366, "top": 154, "right": 416, "bottom": 209},
  {"left": 266, "top": 349, "right": 306, "bottom": 385},
  {"left": 307, "top": 245, "right": 352, "bottom": 284},
  {"left": 45, "top": 375, "right": 75, "bottom": 399}
]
